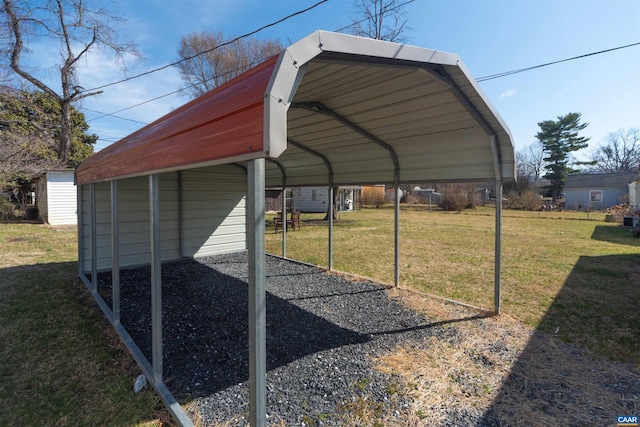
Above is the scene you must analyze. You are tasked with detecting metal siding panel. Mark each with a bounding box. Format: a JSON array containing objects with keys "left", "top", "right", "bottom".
[
  {"left": 81, "top": 185, "right": 92, "bottom": 272},
  {"left": 92, "top": 182, "right": 113, "bottom": 270},
  {"left": 181, "top": 167, "right": 247, "bottom": 259},
  {"left": 93, "top": 173, "right": 181, "bottom": 270}
]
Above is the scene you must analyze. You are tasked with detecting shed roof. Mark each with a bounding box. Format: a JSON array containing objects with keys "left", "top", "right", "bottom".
[
  {"left": 566, "top": 171, "right": 640, "bottom": 189},
  {"left": 76, "top": 31, "right": 516, "bottom": 186}
]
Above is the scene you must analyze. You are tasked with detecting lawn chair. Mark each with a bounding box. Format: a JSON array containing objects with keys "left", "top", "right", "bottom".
[
  {"left": 287, "top": 211, "right": 301, "bottom": 231},
  {"left": 274, "top": 211, "right": 284, "bottom": 232}
]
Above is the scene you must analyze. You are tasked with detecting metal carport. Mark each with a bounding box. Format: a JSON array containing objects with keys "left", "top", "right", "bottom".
[{"left": 75, "top": 31, "right": 515, "bottom": 427}]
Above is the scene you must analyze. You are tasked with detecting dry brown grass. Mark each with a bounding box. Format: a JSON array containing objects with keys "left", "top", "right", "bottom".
[{"left": 371, "top": 288, "right": 640, "bottom": 425}]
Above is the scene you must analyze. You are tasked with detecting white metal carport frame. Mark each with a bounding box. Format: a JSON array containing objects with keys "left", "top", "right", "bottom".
[{"left": 76, "top": 31, "right": 515, "bottom": 427}]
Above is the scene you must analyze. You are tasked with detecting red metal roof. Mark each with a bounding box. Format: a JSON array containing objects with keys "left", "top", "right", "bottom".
[
  {"left": 75, "top": 56, "right": 279, "bottom": 185},
  {"left": 76, "top": 31, "right": 517, "bottom": 187}
]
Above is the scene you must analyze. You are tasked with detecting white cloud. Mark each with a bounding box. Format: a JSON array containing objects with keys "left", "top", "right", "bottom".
[
  {"left": 500, "top": 89, "right": 517, "bottom": 99},
  {"left": 74, "top": 47, "right": 187, "bottom": 150}
]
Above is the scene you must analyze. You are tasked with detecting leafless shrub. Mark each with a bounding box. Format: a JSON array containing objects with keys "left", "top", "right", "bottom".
[
  {"left": 405, "top": 193, "right": 423, "bottom": 204},
  {"left": 439, "top": 184, "right": 475, "bottom": 212},
  {"left": 362, "top": 186, "right": 386, "bottom": 207},
  {"left": 504, "top": 190, "right": 543, "bottom": 211}
]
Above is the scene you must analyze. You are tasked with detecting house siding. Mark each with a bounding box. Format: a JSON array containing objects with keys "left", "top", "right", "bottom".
[
  {"left": 294, "top": 187, "right": 329, "bottom": 213},
  {"left": 565, "top": 188, "right": 628, "bottom": 210},
  {"left": 565, "top": 172, "right": 640, "bottom": 210}
]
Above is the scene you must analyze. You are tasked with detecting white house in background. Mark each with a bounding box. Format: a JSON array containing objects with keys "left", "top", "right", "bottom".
[
  {"left": 630, "top": 177, "right": 640, "bottom": 210},
  {"left": 293, "top": 186, "right": 360, "bottom": 213},
  {"left": 35, "top": 169, "right": 77, "bottom": 225},
  {"left": 564, "top": 171, "right": 640, "bottom": 210}
]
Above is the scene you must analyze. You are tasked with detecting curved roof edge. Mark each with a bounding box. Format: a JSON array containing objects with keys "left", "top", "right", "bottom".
[
  {"left": 76, "top": 31, "right": 516, "bottom": 185},
  {"left": 265, "top": 31, "right": 515, "bottom": 181}
]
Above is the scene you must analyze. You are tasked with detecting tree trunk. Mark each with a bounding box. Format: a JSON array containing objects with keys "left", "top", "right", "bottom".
[
  {"left": 59, "top": 101, "right": 72, "bottom": 165},
  {"left": 323, "top": 186, "right": 339, "bottom": 221}
]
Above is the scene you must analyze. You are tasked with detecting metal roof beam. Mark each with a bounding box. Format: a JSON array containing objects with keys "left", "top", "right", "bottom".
[
  {"left": 233, "top": 163, "right": 248, "bottom": 174},
  {"left": 290, "top": 102, "right": 400, "bottom": 176},
  {"left": 428, "top": 66, "right": 503, "bottom": 181},
  {"left": 265, "top": 158, "right": 287, "bottom": 187},
  {"left": 287, "top": 138, "right": 334, "bottom": 185}
]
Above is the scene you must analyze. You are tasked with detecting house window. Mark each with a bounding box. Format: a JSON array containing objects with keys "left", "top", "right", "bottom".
[
  {"left": 589, "top": 190, "right": 603, "bottom": 203},
  {"left": 311, "top": 189, "right": 317, "bottom": 201}
]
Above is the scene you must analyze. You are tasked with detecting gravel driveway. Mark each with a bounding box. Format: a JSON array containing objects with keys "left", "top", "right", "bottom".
[{"left": 98, "top": 252, "right": 477, "bottom": 425}]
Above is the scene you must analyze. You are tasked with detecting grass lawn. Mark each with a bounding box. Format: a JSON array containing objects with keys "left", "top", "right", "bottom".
[
  {"left": 0, "top": 224, "right": 168, "bottom": 427},
  {"left": 267, "top": 206, "right": 640, "bottom": 365},
  {"left": 1, "top": 206, "right": 637, "bottom": 425}
]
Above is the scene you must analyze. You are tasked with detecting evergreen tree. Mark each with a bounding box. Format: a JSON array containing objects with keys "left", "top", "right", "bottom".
[
  {"left": 0, "top": 88, "right": 96, "bottom": 208},
  {"left": 536, "top": 112, "right": 591, "bottom": 202}
]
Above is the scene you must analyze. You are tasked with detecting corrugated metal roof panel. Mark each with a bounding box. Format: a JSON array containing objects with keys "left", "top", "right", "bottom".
[
  {"left": 76, "top": 56, "right": 279, "bottom": 184},
  {"left": 77, "top": 30, "right": 516, "bottom": 187}
]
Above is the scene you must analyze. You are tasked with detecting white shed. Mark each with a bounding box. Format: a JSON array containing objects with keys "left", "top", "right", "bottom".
[
  {"left": 293, "top": 186, "right": 359, "bottom": 212},
  {"left": 35, "top": 169, "right": 77, "bottom": 225}
]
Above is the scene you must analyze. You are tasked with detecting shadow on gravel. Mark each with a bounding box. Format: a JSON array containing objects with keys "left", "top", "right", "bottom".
[
  {"left": 481, "top": 254, "right": 640, "bottom": 425},
  {"left": 97, "top": 258, "right": 372, "bottom": 399}
]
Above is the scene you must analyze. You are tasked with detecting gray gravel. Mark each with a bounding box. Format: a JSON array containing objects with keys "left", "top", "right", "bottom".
[{"left": 97, "top": 252, "right": 476, "bottom": 425}]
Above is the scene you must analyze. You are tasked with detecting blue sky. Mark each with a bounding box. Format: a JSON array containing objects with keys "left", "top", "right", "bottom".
[{"left": 59, "top": 0, "right": 640, "bottom": 158}]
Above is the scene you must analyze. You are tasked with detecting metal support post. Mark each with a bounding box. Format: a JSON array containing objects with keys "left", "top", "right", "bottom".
[
  {"left": 282, "top": 184, "right": 287, "bottom": 258},
  {"left": 248, "top": 159, "right": 266, "bottom": 427},
  {"left": 149, "top": 174, "right": 163, "bottom": 386},
  {"left": 77, "top": 185, "right": 84, "bottom": 277},
  {"left": 90, "top": 183, "right": 97, "bottom": 291},
  {"left": 328, "top": 185, "right": 334, "bottom": 271},
  {"left": 494, "top": 180, "right": 503, "bottom": 315},
  {"left": 394, "top": 174, "right": 400, "bottom": 287},
  {"left": 111, "top": 181, "right": 121, "bottom": 323},
  {"left": 178, "top": 171, "right": 184, "bottom": 258}
]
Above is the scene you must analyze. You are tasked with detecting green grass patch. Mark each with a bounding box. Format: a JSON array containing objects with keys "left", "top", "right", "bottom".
[
  {"left": 267, "top": 207, "right": 640, "bottom": 365},
  {"left": 0, "top": 224, "right": 166, "bottom": 427}
]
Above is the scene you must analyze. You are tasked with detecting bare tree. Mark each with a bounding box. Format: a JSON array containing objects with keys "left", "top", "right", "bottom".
[
  {"left": 589, "top": 128, "right": 640, "bottom": 172},
  {"left": 1, "top": 0, "right": 139, "bottom": 165},
  {"left": 177, "top": 31, "right": 282, "bottom": 98},
  {"left": 0, "top": 131, "right": 58, "bottom": 182},
  {"left": 525, "top": 141, "right": 545, "bottom": 180},
  {"left": 350, "top": 0, "right": 412, "bottom": 42},
  {"left": 517, "top": 141, "right": 545, "bottom": 181}
]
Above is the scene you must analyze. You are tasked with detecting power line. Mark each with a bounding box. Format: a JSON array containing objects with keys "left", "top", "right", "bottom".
[
  {"left": 79, "top": 0, "right": 329, "bottom": 95},
  {"left": 89, "top": 40, "right": 640, "bottom": 128},
  {"left": 477, "top": 42, "right": 640, "bottom": 82},
  {"left": 88, "top": 56, "right": 270, "bottom": 122},
  {"left": 79, "top": 106, "right": 148, "bottom": 125},
  {"left": 87, "top": 0, "right": 421, "bottom": 124}
]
